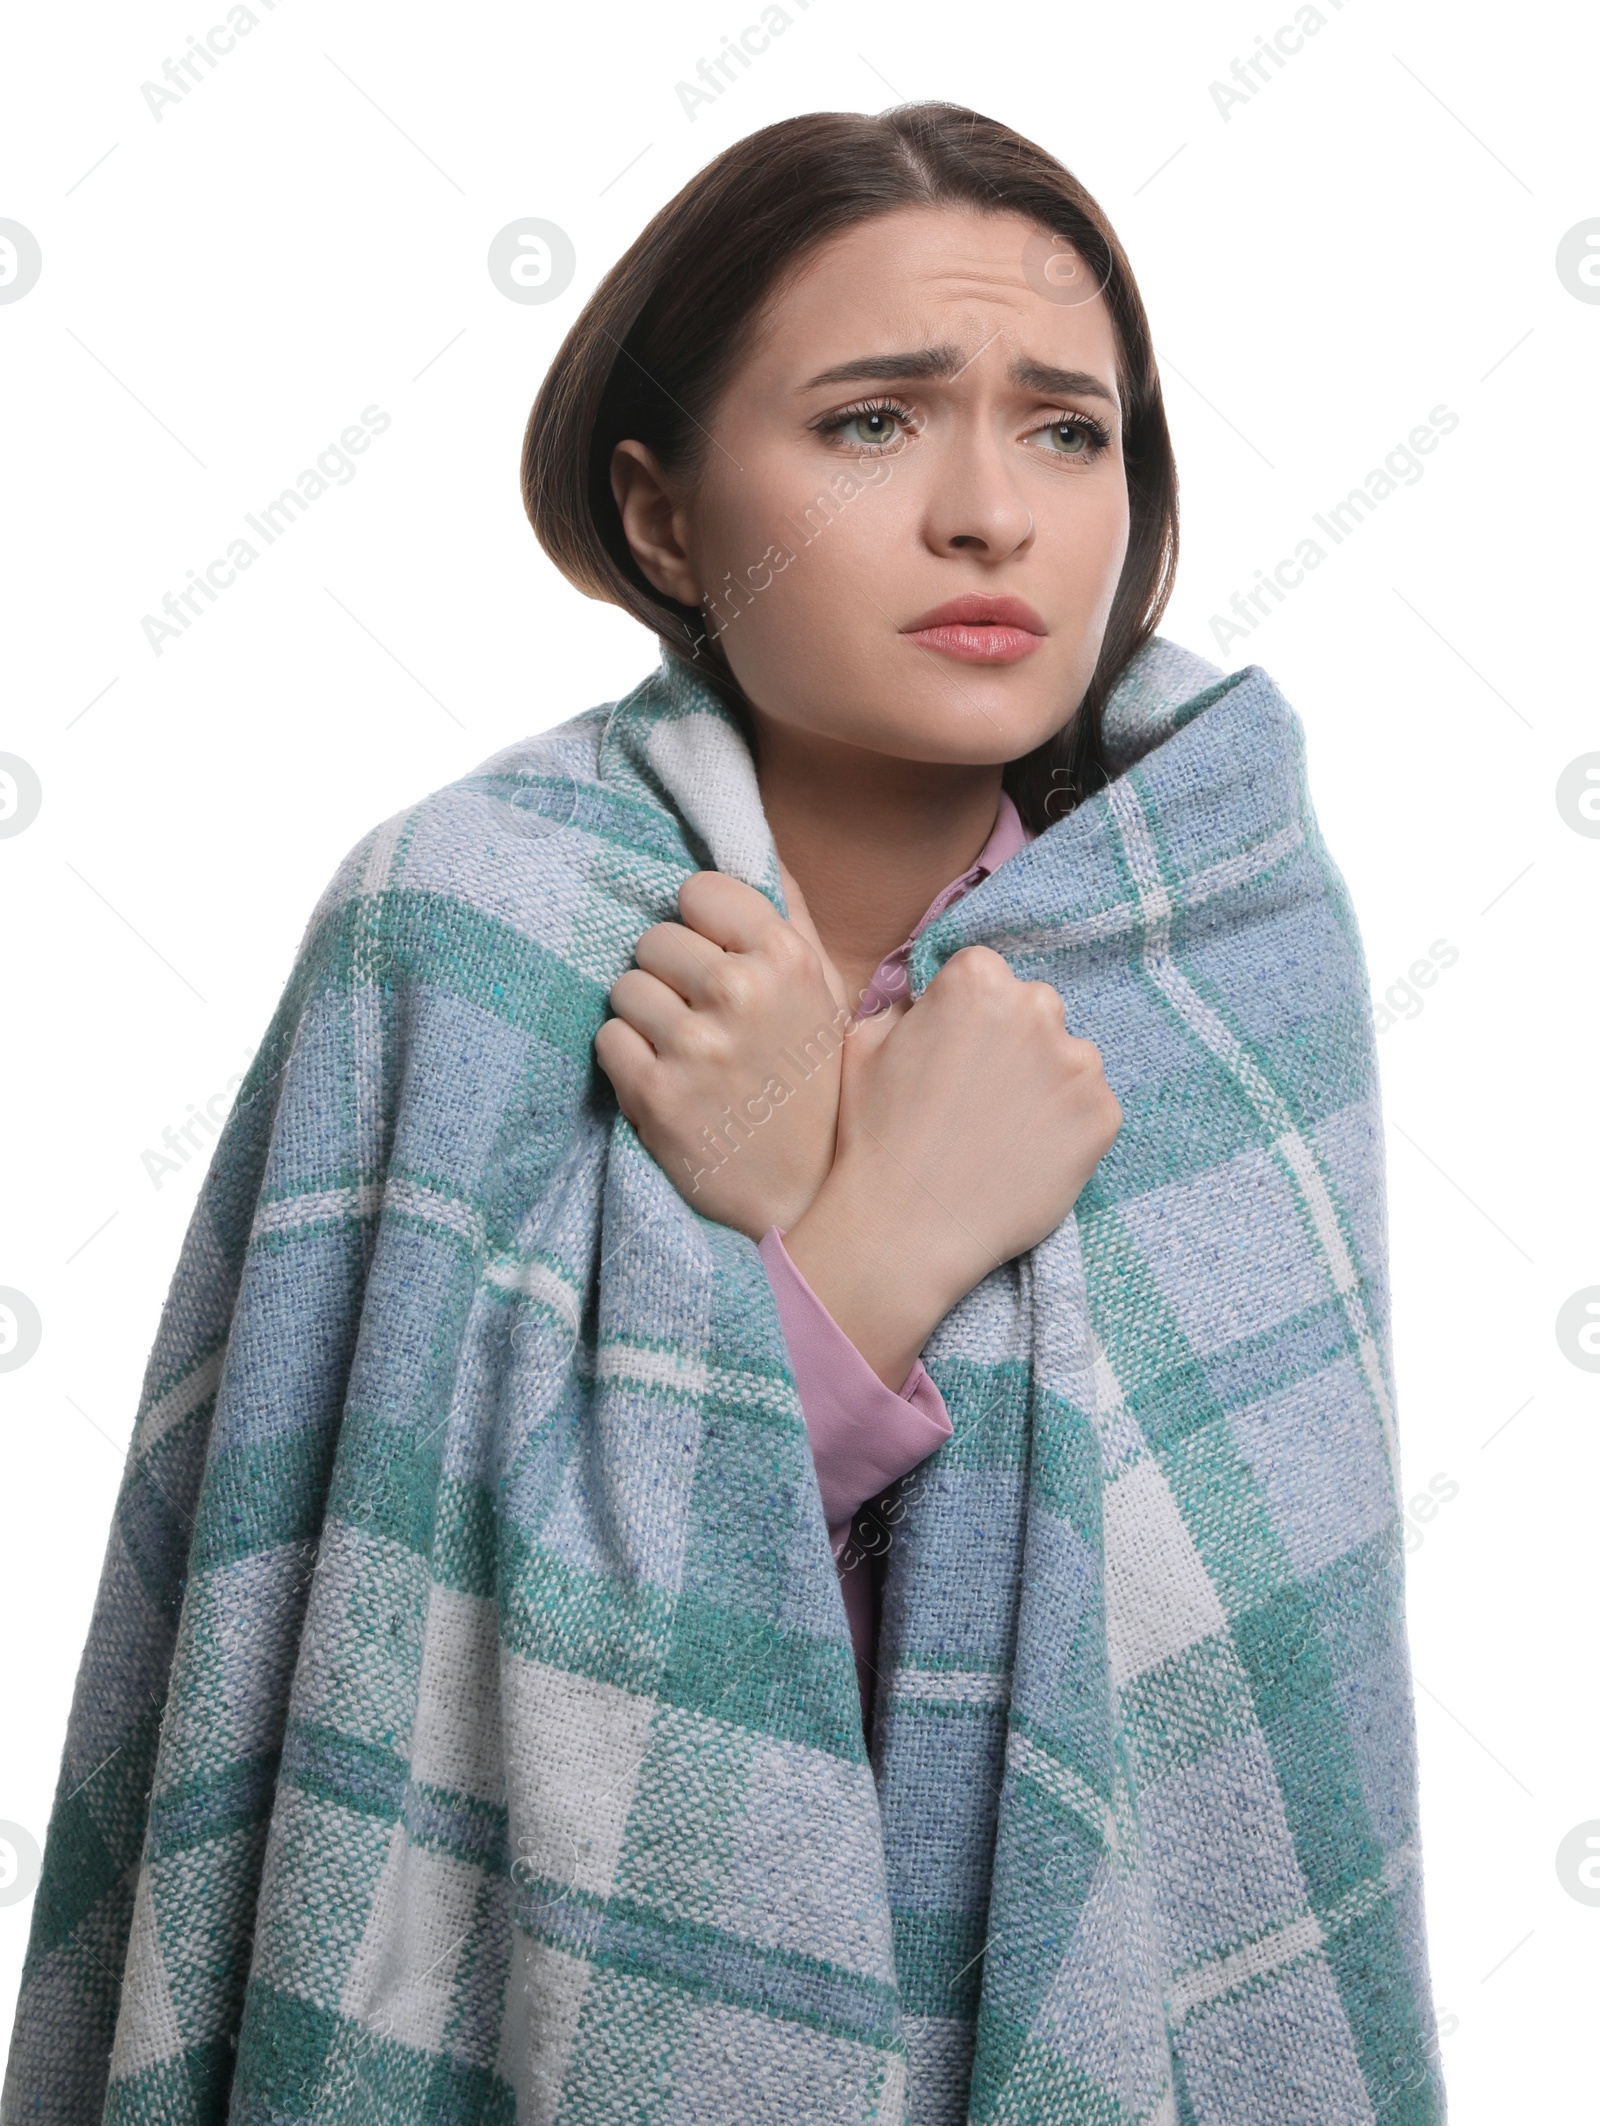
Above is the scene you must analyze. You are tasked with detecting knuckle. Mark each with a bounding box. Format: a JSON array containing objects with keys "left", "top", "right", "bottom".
[
  {"left": 676, "top": 1013, "right": 728, "bottom": 1065},
  {"left": 593, "top": 1024, "right": 647, "bottom": 1112},
  {"left": 1087, "top": 1072, "right": 1122, "bottom": 1140},
  {"left": 1063, "top": 1033, "right": 1106, "bottom": 1075},
  {"left": 947, "top": 944, "right": 1011, "bottom": 990},
  {"left": 765, "top": 923, "right": 811, "bottom": 975},
  {"left": 706, "top": 963, "right": 753, "bottom": 1013},
  {"left": 676, "top": 870, "right": 721, "bottom": 911},
  {"left": 607, "top": 967, "right": 643, "bottom": 1013}
]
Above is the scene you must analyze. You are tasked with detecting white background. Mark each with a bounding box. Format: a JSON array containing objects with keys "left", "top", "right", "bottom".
[{"left": 2, "top": 0, "right": 1596, "bottom": 2115}]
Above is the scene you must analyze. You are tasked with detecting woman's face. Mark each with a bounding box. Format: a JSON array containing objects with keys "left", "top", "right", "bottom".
[{"left": 613, "top": 202, "right": 1132, "bottom": 769}]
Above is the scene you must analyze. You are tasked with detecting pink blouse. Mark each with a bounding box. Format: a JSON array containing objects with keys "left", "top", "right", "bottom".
[{"left": 757, "top": 790, "right": 1036, "bottom": 1726}]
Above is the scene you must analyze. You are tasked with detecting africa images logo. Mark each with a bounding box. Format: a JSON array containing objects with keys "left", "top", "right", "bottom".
[{"left": 140, "top": 405, "right": 392, "bottom": 654}]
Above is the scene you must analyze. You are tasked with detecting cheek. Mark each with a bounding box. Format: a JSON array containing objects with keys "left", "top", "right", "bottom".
[
  {"left": 697, "top": 460, "right": 904, "bottom": 645},
  {"left": 1037, "top": 475, "right": 1130, "bottom": 604}
]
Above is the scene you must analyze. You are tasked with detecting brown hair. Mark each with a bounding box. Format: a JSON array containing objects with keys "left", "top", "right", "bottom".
[{"left": 522, "top": 102, "right": 1178, "bottom": 832}]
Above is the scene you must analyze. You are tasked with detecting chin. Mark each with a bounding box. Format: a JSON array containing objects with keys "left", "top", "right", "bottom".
[
  {"left": 740, "top": 644, "right": 1063, "bottom": 763},
  {"left": 897, "top": 686, "right": 1062, "bottom": 756},
  {"left": 854, "top": 709, "right": 1036, "bottom": 766}
]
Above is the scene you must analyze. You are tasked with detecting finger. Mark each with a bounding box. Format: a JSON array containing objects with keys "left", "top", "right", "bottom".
[
  {"left": 593, "top": 1016, "right": 658, "bottom": 1116},
  {"left": 775, "top": 858, "right": 851, "bottom": 1016},
  {"left": 631, "top": 921, "right": 729, "bottom": 1004},
  {"left": 1025, "top": 979, "right": 1069, "bottom": 1029},
  {"left": 677, "top": 870, "right": 788, "bottom": 953},
  {"left": 840, "top": 992, "right": 900, "bottom": 1069},
  {"left": 835, "top": 996, "right": 899, "bottom": 1129},
  {"left": 606, "top": 966, "right": 693, "bottom": 1049}
]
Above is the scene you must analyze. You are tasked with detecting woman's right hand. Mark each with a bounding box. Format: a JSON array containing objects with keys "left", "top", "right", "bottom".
[
  {"left": 593, "top": 865, "right": 853, "bottom": 1243},
  {"left": 781, "top": 945, "right": 1122, "bottom": 1389}
]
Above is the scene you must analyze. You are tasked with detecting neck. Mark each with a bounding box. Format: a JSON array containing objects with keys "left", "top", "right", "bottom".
[{"left": 748, "top": 708, "right": 1005, "bottom": 1008}]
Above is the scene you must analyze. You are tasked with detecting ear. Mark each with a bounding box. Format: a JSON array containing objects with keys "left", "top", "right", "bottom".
[{"left": 610, "top": 439, "right": 701, "bottom": 608}]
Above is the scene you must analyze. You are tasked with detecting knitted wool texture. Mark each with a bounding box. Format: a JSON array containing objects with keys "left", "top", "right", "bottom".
[{"left": 1, "top": 637, "right": 1446, "bottom": 2124}]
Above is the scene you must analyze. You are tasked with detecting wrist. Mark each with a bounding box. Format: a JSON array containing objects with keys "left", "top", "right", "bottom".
[{"left": 782, "top": 1149, "right": 973, "bottom": 1389}]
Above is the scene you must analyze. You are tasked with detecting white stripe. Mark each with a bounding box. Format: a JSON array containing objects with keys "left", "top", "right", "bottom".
[
  {"left": 1280, "top": 1138, "right": 1396, "bottom": 1476},
  {"left": 1277, "top": 1132, "right": 1399, "bottom": 1473},
  {"left": 359, "top": 811, "right": 407, "bottom": 896},
  {"left": 248, "top": 1176, "right": 485, "bottom": 1258},
  {"left": 1384, "top": 1837, "right": 1420, "bottom": 1890},
  {"left": 352, "top": 817, "right": 403, "bottom": 1198},
  {"left": 352, "top": 979, "right": 384, "bottom": 1197},
  {"left": 1089, "top": 1334, "right": 1146, "bottom": 1479},
  {"left": 386, "top": 1177, "right": 484, "bottom": 1251},
  {"left": 596, "top": 1344, "right": 710, "bottom": 1397},
  {"left": 1167, "top": 1912, "right": 1325, "bottom": 2019},
  {"left": 1103, "top": 785, "right": 1302, "bottom": 918},
  {"left": 1185, "top": 819, "right": 1302, "bottom": 908},
  {"left": 133, "top": 1348, "right": 224, "bottom": 1456},
  {"left": 486, "top": 1255, "right": 582, "bottom": 1335},
  {"left": 891, "top": 1668, "right": 1011, "bottom": 1710},
  {"left": 252, "top": 1181, "right": 381, "bottom": 1242},
  {"left": 1107, "top": 779, "right": 1173, "bottom": 924},
  {"left": 1170, "top": 1852, "right": 1420, "bottom": 2025},
  {"left": 1148, "top": 936, "right": 1397, "bottom": 1484},
  {"left": 707, "top": 1366, "right": 800, "bottom": 1421},
  {"left": 1321, "top": 1841, "right": 1420, "bottom": 1939},
  {"left": 947, "top": 818, "right": 1304, "bottom": 965},
  {"left": 1275, "top": 1131, "right": 1358, "bottom": 1293},
  {"left": 1144, "top": 950, "right": 1295, "bottom": 1135},
  {"left": 994, "top": 902, "right": 1147, "bottom": 956},
  {"left": 593, "top": 1347, "right": 798, "bottom": 1417},
  {"left": 1008, "top": 1732, "right": 1118, "bottom": 1849},
  {"left": 1105, "top": 779, "right": 1401, "bottom": 1503}
]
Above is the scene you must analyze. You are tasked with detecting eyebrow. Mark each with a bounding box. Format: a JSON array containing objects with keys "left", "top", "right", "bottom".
[{"left": 800, "top": 344, "right": 1119, "bottom": 410}]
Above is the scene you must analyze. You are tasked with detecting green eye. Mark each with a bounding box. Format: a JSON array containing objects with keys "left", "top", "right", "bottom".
[
  {"left": 836, "top": 408, "right": 904, "bottom": 447},
  {"left": 1039, "top": 421, "right": 1087, "bottom": 453},
  {"left": 1029, "top": 415, "right": 1110, "bottom": 460}
]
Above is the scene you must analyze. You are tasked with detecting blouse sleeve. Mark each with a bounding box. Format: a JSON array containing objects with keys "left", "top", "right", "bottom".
[{"left": 757, "top": 1225, "right": 953, "bottom": 1557}]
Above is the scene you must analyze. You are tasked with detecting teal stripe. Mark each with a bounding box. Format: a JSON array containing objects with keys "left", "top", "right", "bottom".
[{"left": 520, "top": 1889, "right": 902, "bottom": 2050}]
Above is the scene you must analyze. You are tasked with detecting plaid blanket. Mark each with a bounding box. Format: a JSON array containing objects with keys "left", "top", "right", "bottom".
[{"left": 2, "top": 636, "right": 1446, "bottom": 2124}]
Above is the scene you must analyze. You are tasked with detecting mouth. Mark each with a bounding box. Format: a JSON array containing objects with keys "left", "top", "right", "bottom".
[{"left": 900, "top": 592, "right": 1047, "bottom": 666}]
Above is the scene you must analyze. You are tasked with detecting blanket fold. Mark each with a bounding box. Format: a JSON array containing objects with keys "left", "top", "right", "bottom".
[{"left": 1, "top": 636, "right": 1445, "bottom": 2125}]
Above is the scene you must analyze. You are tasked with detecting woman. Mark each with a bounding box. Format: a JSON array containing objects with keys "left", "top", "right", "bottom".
[{"left": 3, "top": 104, "right": 1444, "bottom": 2126}]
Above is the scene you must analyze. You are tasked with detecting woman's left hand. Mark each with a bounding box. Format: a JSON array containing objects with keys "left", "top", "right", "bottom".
[{"left": 594, "top": 864, "right": 854, "bottom": 1241}]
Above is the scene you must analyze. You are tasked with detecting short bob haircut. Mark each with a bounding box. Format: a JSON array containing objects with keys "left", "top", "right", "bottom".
[{"left": 523, "top": 102, "right": 1178, "bottom": 834}]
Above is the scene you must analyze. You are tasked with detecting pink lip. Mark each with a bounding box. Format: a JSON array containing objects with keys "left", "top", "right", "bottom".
[{"left": 901, "top": 593, "right": 1046, "bottom": 665}]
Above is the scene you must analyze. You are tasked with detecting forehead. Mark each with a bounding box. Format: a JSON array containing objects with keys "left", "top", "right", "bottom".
[{"left": 744, "top": 202, "right": 1121, "bottom": 388}]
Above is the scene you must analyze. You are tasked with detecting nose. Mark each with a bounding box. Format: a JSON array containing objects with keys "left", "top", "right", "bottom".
[{"left": 921, "top": 419, "right": 1036, "bottom": 562}]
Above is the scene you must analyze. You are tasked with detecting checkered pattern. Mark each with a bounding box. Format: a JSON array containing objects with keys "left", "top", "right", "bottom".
[{"left": 2, "top": 637, "right": 1445, "bottom": 2123}]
